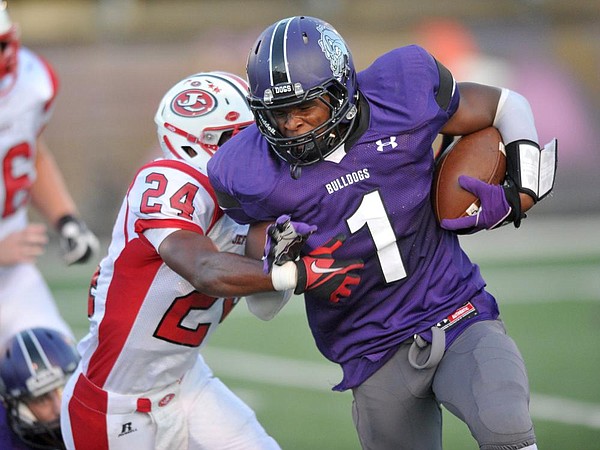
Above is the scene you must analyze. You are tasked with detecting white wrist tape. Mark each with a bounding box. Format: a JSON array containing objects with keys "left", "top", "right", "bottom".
[
  {"left": 493, "top": 88, "right": 538, "bottom": 144},
  {"left": 270, "top": 261, "right": 298, "bottom": 291}
]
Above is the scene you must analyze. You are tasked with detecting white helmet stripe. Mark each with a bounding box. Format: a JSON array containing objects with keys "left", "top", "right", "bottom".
[{"left": 16, "top": 330, "right": 51, "bottom": 378}]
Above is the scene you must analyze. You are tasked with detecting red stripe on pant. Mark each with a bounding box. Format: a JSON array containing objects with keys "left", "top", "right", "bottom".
[{"left": 68, "top": 374, "right": 110, "bottom": 449}]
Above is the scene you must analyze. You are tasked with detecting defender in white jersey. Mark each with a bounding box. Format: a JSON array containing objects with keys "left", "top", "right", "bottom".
[
  {"left": 0, "top": 3, "right": 98, "bottom": 351},
  {"left": 60, "top": 71, "right": 363, "bottom": 450}
]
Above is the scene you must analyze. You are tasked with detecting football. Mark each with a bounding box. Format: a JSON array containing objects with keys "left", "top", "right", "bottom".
[{"left": 432, "top": 126, "right": 506, "bottom": 223}]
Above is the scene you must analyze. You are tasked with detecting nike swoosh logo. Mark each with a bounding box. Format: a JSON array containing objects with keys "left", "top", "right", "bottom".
[{"left": 310, "top": 261, "right": 339, "bottom": 274}]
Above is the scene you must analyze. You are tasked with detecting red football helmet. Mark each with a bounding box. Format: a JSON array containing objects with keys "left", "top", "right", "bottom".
[{"left": 0, "top": 1, "right": 19, "bottom": 80}]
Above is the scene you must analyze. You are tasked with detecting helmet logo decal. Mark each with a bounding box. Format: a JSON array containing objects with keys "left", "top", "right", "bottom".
[
  {"left": 317, "top": 24, "right": 348, "bottom": 80},
  {"left": 171, "top": 89, "right": 217, "bottom": 117}
]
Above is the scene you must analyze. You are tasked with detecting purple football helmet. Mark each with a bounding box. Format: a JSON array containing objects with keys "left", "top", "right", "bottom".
[
  {"left": 0, "top": 328, "right": 80, "bottom": 449},
  {"left": 246, "top": 16, "right": 358, "bottom": 171}
]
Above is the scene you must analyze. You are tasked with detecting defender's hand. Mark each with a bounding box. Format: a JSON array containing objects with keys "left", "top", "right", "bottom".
[
  {"left": 295, "top": 234, "right": 363, "bottom": 303},
  {"left": 57, "top": 215, "right": 100, "bottom": 265},
  {"left": 263, "top": 214, "right": 317, "bottom": 273}
]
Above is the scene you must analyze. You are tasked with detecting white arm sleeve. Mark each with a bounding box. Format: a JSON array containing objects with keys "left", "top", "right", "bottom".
[
  {"left": 493, "top": 88, "right": 538, "bottom": 144},
  {"left": 245, "top": 289, "right": 293, "bottom": 321}
]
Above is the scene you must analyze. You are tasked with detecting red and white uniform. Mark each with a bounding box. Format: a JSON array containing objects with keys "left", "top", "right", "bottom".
[
  {"left": 61, "top": 158, "right": 279, "bottom": 449},
  {"left": 0, "top": 47, "right": 72, "bottom": 350}
]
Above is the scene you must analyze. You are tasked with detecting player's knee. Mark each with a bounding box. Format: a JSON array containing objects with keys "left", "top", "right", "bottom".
[
  {"left": 468, "top": 327, "right": 536, "bottom": 448},
  {"left": 477, "top": 378, "right": 532, "bottom": 430},
  {"left": 466, "top": 401, "right": 534, "bottom": 449},
  {"left": 472, "top": 383, "right": 535, "bottom": 449}
]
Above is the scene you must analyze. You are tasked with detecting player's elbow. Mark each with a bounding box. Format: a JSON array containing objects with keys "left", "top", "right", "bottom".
[
  {"left": 186, "top": 258, "right": 228, "bottom": 297},
  {"left": 189, "top": 273, "right": 226, "bottom": 297}
]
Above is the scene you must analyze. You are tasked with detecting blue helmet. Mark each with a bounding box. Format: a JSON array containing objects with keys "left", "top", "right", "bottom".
[
  {"left": 246, "top": 16, "right": 358, "bottom": 172},
  {"left": 0, "top": 328, "right": 80, "bottom": 450}
]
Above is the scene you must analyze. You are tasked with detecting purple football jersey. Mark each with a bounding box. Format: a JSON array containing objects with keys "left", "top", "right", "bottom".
[
  {"left": 208, "top": 45, "right": 499, "bottom": 390},
  {"left": 0, "top": 403, "right": 31, "bottom": 449}
]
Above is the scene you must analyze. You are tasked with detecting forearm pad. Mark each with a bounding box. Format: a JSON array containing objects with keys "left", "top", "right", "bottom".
[
  {"left": 505, "top": 139, "right": 541, "bottom": 202},
  {"left": 505, "top": 138, "right": 558, "bottom": 203}
]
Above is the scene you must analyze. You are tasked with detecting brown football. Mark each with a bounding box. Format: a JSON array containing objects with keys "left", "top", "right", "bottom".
[{"left": 432, "top": 127, "right": 506, "bottom": 223}]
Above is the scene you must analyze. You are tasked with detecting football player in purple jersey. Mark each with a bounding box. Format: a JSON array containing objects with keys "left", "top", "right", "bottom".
[{"left": 207, "top": 15, "right": 558, "bottom": 450}]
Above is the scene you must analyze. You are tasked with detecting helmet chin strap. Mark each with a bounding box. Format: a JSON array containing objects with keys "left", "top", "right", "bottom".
[
  {"left": 290, "top": 165, "right": 302, "bottom": 179},
  {"left": 288, "top": 128, "right": 341, "bottom": 179},
  {"left": 288, "top": 136, "right": 325, "bottom": 179}
]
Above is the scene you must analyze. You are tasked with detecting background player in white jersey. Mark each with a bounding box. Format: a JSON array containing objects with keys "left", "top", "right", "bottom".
[
  {"left": 0, "top": 2, "right": 98, "bottom": 351},
  {"left": 60, "top": 71, "right": 362, "bottom": 450}
]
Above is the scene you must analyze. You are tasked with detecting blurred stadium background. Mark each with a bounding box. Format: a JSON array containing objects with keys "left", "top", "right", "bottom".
[
  {"left": 10, "top": 0, "right": 600, "bottom": 233},
  {"left": 9, "top": 0, "right": 600, "bottom": 448}
]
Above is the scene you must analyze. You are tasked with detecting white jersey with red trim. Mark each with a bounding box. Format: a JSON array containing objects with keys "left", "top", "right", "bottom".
[
  {"left": 0, "top": 48, "right": 71, "bottom": 350},
  {"left": 77, "top": 158, "right": 248, "bottom": 395},
  {"left": 0, "top": 47, "right": 57, "bottom": 239}
]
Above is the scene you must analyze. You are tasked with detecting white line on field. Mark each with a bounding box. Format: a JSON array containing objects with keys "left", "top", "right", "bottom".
[
  {"left": 202, "top": 347, "right": 600, "bottom": 430},
  {"left": 530, "top": 393, "right": 600, "bottom": 430}
]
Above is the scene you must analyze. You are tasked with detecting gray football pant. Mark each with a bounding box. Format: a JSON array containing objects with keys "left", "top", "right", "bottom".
[{"left": 351, "top": 320, "right": 536, "bottom": 450}]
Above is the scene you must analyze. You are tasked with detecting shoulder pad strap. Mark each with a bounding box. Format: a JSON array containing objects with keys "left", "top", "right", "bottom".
[{"left": 434, "top": 58, "right": 454, "bottom": 111}]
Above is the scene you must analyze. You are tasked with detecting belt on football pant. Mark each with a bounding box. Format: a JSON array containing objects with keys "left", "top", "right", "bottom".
[
  {"left": 73, "top": 372, "right": 181, "bottom": 414},
  {"left": 408, "top": 301, "right": 478, "bottom": 370}
]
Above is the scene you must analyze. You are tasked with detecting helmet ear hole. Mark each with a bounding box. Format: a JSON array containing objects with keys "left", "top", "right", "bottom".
[
  {"left": 217, "top": 130, "right": 235, "bottom": 147},
  {"left": 181, "top": 146, "right": 198, "bottom": 158}
]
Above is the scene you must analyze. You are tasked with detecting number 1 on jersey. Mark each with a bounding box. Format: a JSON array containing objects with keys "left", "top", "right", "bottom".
[{"left": 346, "top": 190, "right": 407, "bottom": 283}]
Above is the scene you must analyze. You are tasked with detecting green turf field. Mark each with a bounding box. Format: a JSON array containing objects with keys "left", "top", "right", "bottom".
[{"left": 42, "top": 216, "right": 600, "bottom": 449}]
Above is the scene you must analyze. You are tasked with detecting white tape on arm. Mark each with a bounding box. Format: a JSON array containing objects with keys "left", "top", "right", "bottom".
[{"left": 270, "top": 261, "right": 298, "bottom": 291}]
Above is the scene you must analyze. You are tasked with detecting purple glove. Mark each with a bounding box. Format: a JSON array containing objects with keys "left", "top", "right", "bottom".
[
  {"left": 440, "top": 176, "right": 512, "bottom": 233},
  {"left": 263, "top": 215, "right": 317, "bottom": 273}
]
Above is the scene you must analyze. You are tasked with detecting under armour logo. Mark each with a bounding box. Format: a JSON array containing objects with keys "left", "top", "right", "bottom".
[
  {"left": 118, "top": 422, "right": 137, "bottom": 437},
  {"left": 376, "top": 137, "right": 398, "bottom": 152}
]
